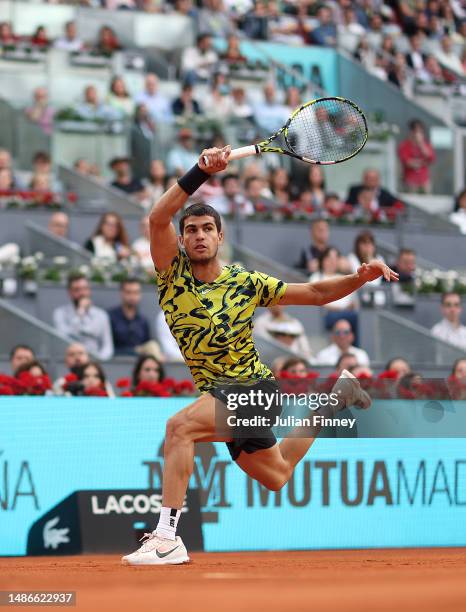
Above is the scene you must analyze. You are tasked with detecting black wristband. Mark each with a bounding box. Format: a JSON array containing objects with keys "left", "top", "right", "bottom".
[{"left": 177, "top": 164, "right": 210, "bottom": 195}]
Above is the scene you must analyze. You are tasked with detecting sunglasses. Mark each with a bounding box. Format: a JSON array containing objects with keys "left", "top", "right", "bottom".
[
  {"left": 334, "top": 329, "right": 352, "bottom": 336},
  {"left": 444, "top": 302, "right": 461, "bottom": 307}
]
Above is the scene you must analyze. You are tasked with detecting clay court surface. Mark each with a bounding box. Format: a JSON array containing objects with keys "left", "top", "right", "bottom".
[{"left": 1, "top": 548, "right": 465, "bottom": 612}]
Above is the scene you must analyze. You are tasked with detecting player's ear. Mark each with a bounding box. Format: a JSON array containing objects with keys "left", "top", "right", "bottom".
[
  {"left": 178, "top": 234, "right": 184, "bottom": 248},
  {"left": 218, "top": 229, "right": 224, "bottom": 244}
]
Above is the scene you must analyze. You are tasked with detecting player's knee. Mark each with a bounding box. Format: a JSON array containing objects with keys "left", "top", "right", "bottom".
[{"left": 165, "top": 415, "right": 190, "bottom": 443}]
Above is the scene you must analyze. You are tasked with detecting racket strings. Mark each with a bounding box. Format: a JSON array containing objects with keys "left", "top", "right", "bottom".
[{"left": 285, "top": 99, "right": 367, "bottom": 163}]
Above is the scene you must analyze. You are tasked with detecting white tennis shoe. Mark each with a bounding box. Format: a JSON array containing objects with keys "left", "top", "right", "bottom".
[
  {"left": 121, "top": 532, "right": 190, "bottom": 566},
  {"left": 331, "top": 369, "right": 372, "bottom": 411}
]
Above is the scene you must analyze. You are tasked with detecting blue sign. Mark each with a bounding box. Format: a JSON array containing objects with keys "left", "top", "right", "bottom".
[
  {"left": 1, "top": 398, "right": 465, "bottom": 556},
  {"left": 215, "top": 40, "right": 339, "bottom": 94}
]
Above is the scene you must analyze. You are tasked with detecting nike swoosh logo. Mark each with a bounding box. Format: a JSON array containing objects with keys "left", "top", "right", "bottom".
[{"left": 156, "top": 545, "right": 179, "bottom": 559}]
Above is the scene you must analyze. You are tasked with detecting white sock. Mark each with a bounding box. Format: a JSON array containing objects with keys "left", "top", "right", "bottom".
[{"left": 155, "top": 506, "right": 181, "bottom": 541}]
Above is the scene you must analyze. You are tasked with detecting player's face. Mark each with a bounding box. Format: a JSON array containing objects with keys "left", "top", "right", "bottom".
[{"left": 181, "top": 215, "right": 223, "bottom": 263}]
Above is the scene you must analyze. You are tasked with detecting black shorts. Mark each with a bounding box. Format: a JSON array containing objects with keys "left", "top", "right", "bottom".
[{"left": 209, "top": 378, "right": 283, "bottom": 461}]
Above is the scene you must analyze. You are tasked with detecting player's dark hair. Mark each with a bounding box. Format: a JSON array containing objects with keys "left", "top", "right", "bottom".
[
  {"left": 179, "top": 203, "right": 222, "bottom": 234},
  {"left": 9, "top": 344, "right": 35, "bottom": 360}
]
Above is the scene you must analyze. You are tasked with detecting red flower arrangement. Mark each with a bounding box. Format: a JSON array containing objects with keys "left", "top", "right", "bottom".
[
  {"left": 0, "top": 371, "right": 52, "bottom": 396},
  {"left": 115, "top": 377, "right": 196, "bottom": 397}
]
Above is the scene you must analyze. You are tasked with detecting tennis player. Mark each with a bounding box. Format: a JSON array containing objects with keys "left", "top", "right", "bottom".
[{"left": 122, "top": 147, "right": 399, "bottom": 565}]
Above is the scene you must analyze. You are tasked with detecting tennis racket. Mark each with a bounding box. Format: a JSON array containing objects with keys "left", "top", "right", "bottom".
[{"left": 204, "top": 96, "right": 368, "bottom": 166}]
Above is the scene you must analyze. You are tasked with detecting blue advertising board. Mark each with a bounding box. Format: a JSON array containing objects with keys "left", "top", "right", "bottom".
[
  {"left": 1, "top": 398, "right": 465, "bottom": 556},
  {"left": 214, "top": 40, "right": 339, "bottom": 94}
]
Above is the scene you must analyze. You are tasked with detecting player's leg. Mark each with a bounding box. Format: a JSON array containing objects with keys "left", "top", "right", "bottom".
[
  {"left": 122, "top": 393, "right": 229, "bottom": 566},
  {"left": 236, "top": 369, "right": 372, "bottom": 490},
  {"left": 161, "top": 393, "right": 231, "bottom": 509}
]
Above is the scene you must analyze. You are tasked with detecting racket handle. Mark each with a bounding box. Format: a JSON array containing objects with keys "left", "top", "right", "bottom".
[{"left": 202, "top": 145, "right": 259, "bottom": 166}]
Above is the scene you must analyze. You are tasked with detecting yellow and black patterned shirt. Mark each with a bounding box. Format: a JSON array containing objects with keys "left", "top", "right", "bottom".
[{"left": 155, "top": 250, "right": 287, "bottom": 393}]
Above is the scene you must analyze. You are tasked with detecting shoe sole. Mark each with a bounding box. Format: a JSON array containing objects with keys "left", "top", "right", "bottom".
[{"left": 121, "top": 556, "right": 191, "bottom": 566}]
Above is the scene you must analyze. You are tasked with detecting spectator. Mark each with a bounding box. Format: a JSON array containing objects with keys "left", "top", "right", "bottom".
[
  {"left": 53, "top": 273, "right": 114, "bottom": 360},
  {"left": 171, "top": 83, "right": 202, "bottom": 117},
  {"left": 181, "top": 33, "right": 219, "bottom": 83},
  {"left": 305, "top": 165, "right": 326, "bottom": 210},
  {"left": 347, "top": 231, "right": 384, "bottom": 278},
  {"left": 0, "top": 168, "right": 14, "bottom": 191},
  {"left": 132, "top": 216, "right": 153, "bottom": 273},
  {"left": 418, "top": 54, "right": 445, "bottom": 84},
  {"left": 210, "top": 173, "right": 254, "bottom": 216},
  {"left": 107, "top": 76, "right": 134, "bottom": 118},
  {"left": 84, "top": 212, "right": 131, "bottom": 261},
  {"left": 311, "top": 6, "right": 337, "bottom": 47},
  {"left": 451, "top": 358, "right": 466, "bottom": 382},
  {"left": 450, "top": 188, "right": 466, "bottom": 234},
  {"left": 354, "top": 36, "right": 376, "bottom": 71},
  {"left": 269, "top": 167, "right": 293, "bottom": 206},
  {"left": 323, "top": 192, "right": 347, "bottom": 218},
  {"left": 135, "top": 73, "right": 172, "bottom": 123},
  {"left": 335, "top": 352, "right": 359, "bottom": 375},
  {"left": 54, "top": 20, "right": 83, "bottom": 52},
  {"left": 279, "top": 357, "right": 310, "bottom": 377},
  {"left": 155, "top": 310, "right": 184, "bottom": 361},
  {"left": 315, "top": 319, "right": 370, "bottom": 366},
  {"left": 220, "top": 35, "right": 247, "bottom": 63},
  {"left": 203, "top": 72, "right": 234, "bottom": 120},
  {"left": 47, "top": 211, "right": 69, "bottom": 239},
  {"left": 0, "top": 149, "right": 22, "bottom": 188},
  {"left": 142, "top": 159, "right": 167, "bottom": 204},
  {"left": 436, "top": 34, "right": 464, "bottom": 75},
  {"left": 253, "top": 83, "right": 289, "bottom": 134},
  {"left": 108, "top": 279, "right": 151, "bottom": 355},
  {"left": 405, "top": 30, "right": 428, "bottom": 79},
  {"left": 14, "top": 359, "right": 49, "bottom": 379},
  {"left": 197, "top": 0, "right": 233, "bottom": 37},
  {"left": 388, "top": 53, "right": 410, "bottom": 93},
  {"left": 31, "top": 25, "right": 50, "bottom": 48},
  {"left": 25, "top": 87, "right": 54, "bottom": 135},
  {"left": 30, "top": 173, "right": 51, "bottom": 192},
  {"left": 338, "top": 7, "right": 366, "bottom": 40},
  {"left": 267, "top": 1, "right": 304, "bottom": 46},
  {"left": 76, "top": 85, "right": 118, "bottom": 122},
  {"left": 254, "top": 304, "right": 314, "bottom": 362},
  {"left": 398, "top": 119, "right": 435, "bottom": 193},
  {"left": 132, "top": 103, "right": 156, "bottom": 145},
  {"left": 310, "top": 247, "right": 358, "bottom": 336},
  {"left": 0, "top": 21, "right": 18, "bottom": 46},
  {"left": 109, "top": 156, "right": 146, "bottom": 199},
  {"left": 74, "top": 361, "right": 111, "bottom": 396},
  {"left": 346, "top": 168, "right": 398, "bottom": 208},
  {"left": 431, "top": 292, "right": 466, "bottom": 350},
  {"left": 244, "top": 175, "right": 276, "bottom": 212},
  {"left": 385, "top": 357, "right": 412, "bottom": 381},
  {"left": 296, "top": 218, "right": 332, "bottom": 274},
  {"left": 398, "top": 372, "right": 424, "bottom": 398},
  {"left": 230, "top": 87, "right": 254, "bottom": 121},
  {"left": 10, "top": 345, "right": 35, "bottom": 375},
  {"left": 349, "top": 364, "right": 373, "bottom": 378},
  {"left": 30, "top": 151, "right": 61, "bottom": 192},
  {"left": 390, "top": 248, "right": 417, "bottom": 306},
  {"left": 166, "top": 128, "right": 199, "bottom": 175},
  {"left": 53, "top": 342, "right": 90, "bottom": 395},
  {"left": 285, "top": 87, "right": 301, "bottom": 114},
  {"left": 352, "top": 187, "right": 382, "bottom": 222},
  {"left": 132, "top": 354, "right": 165, "bottom": 389},
  {"left": 95, "top": 25, "right": 121, "bottom": 55}
]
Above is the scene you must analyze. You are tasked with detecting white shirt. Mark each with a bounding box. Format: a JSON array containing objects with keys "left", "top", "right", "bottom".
[
  {"left": 181, "top": 47, "right": 219, "bottom": 81},
  {"left": 155, "top": 311, "right": 184, "bottom": 361},
  {"left": 132, "top": 236, "right": 153, "bottom": 271},
  {"left": 54, "top": 37, "right": 83, "bottom": 52},
  {"left": 449, "top": 210, "right": 466, "bottom": 234},
  {"left": 315, "top": 343, "right": 370, "bottom": 367},
  {"left": 254, "top": 312, "right": 314, "bottom": 362},
  {"left": 431, "top": 319, "right": 466, "bottom": 351},
  {"left": 135, "top": 91, "right": 173, "bottom": 123}
]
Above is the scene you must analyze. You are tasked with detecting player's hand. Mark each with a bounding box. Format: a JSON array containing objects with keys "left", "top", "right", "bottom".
[
  {"left": 357, "top": 260, "right": 399, "bottom": 283},
  {"left": 199, "top": 146, "right": 231, "bottom": 175}
]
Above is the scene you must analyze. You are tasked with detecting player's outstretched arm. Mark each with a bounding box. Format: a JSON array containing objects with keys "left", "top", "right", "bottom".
[
  {"left": 280, "top": 260, "right": 399, "bottom": 306},
  {"left": 149, "top": 146, "right": 231, "bottom": 272}
]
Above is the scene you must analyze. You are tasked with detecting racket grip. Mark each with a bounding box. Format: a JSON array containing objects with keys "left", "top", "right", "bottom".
[{"left": 202, "top": 145, "right": 259, "bottom": 166}]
